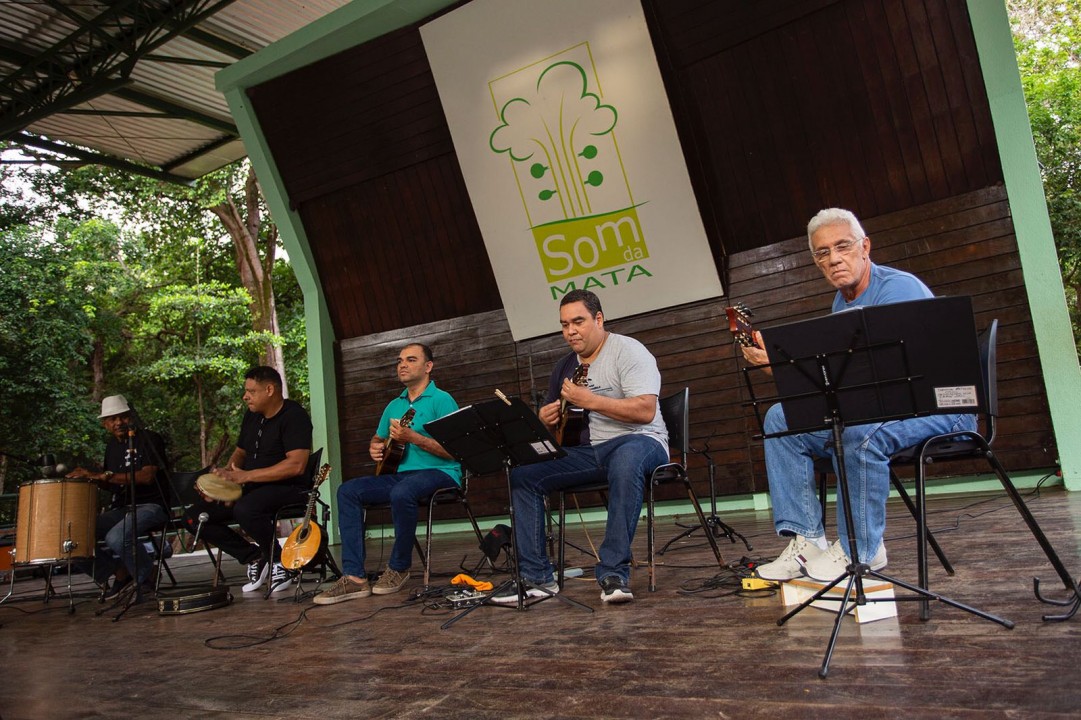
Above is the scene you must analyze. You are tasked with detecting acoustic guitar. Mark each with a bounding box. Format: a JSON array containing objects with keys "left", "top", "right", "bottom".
[
  {"left": 280, "top": 463, "right": 332, "bottom": 572},
  {"left": 554, "top": 363, "right": 589, "bottom": 446},
  {"left": 375, "top": 407, "right": 416, "bottom": 475},
  {"left": 725, "top": 303, "right": 761, "bottom": 349}
]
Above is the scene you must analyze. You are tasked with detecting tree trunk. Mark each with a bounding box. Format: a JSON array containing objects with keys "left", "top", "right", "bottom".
[
  {"left": 208, "top": 165, "right": 289, "bottom": 397},
  {"left": 196, "top": 374, "right": 208, "bottom": 467},
  {"left": 91, "top": 338, "right": 105, "bottom": 402}
]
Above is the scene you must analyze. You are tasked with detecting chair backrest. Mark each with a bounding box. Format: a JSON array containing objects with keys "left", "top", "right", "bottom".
[
  {"left": 978, "top": 319, "right": 999, "bottom": 442},
  {"left": 305, "top": 447, "right": 324, "bottom": 487},
  {"left": 170, "top": 466, "right": 211, "bottom": 507},
  {"left": 658, "top": 388, "right": 690, "bottom": 464}
]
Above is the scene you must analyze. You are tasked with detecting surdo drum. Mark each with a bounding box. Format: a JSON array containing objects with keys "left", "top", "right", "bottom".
[{"left": 14, "top": 478, "right": 99, "bottom": 565}]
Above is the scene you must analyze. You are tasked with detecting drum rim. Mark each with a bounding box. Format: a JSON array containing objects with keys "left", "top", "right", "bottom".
[{"left": 18, "top": 477, "right": 97, "bottom": 486}]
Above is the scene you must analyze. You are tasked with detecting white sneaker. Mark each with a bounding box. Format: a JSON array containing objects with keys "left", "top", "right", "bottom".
[
  {"left": 756, "top": 535, "right": 824, "bottom": 581},
  {"left": 490, "top": 580, "right": 560, "bottom": 605},
  {"left": 803, "top": 540, "right": 887, "bottom": 582},
  {"left": 241, "top": 558, "right": 269, "bottom": 592},
  {"left": 268, "top": 563, "right": 295, "bottom": 594}
]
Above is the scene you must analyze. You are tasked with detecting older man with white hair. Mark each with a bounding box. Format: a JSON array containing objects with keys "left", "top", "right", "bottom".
[
  {"left": 741, "top": 208, "right": 977, "bottom": 583},
  {"left": 67, "top": 394, "right": 171, "bottom": 598}
]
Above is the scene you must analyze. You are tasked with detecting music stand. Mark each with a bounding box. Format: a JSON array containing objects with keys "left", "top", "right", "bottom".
[
  {"left": 425, "top": 394, "right": 593, "bottom": 629},
  {"left": 749, "top": 297, "right": 1014, "bottom": 678}
]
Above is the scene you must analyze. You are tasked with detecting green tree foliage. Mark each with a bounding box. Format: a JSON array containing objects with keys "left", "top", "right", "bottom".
[
  {"left": 0, "top": 156, "right": 308, "bottom": 483},
  {"left": 1010, "top": 1, "right": 1081, "bottom": 350},
  {"left": 0, "top": 227, "right": 101, "bottom": 490}
]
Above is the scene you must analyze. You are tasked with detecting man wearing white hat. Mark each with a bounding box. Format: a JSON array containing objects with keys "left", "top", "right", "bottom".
[{"left": 67, "top": 394, "right": 171, "bottom": 598}]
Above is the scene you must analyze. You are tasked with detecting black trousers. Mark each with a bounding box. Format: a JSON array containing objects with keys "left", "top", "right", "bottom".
[{"left": 183, "top": 483, "right": 307, "bottom": 565}]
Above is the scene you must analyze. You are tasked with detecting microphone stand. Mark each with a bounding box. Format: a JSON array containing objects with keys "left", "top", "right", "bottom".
[
  {"left": 659, "top": 441, "right": 751, "bottom": 555},
  {"left": 112, "top": 400, "right": 159, "bottom": 620},
  {"left": 110, "top": 421, "right": 143, "bottom": 619}
]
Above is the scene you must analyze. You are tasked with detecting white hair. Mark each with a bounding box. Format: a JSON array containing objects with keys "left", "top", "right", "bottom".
[{"left": 806, "top": 208, "right": 866, "bottom": 250}]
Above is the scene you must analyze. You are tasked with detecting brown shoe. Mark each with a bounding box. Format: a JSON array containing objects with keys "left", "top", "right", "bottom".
[
  {"left": 372, "top": 567, "right": 409, "bottom": 595},
  {"left": 312, "top": 576, "right": 371, "bottom": 605}
]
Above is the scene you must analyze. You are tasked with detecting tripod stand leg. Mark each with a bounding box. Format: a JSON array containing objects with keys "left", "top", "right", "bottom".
[{"left": 818, "top": 572, "right": 859, "bottom": 679}]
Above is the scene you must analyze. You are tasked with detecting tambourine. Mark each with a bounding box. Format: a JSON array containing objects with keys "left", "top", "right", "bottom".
[{"left": 195, "top": 473, "right": 242, "bottom": 503}]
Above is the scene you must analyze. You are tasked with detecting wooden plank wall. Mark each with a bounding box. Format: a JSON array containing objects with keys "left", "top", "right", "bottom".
[
  {"left": 648, "top": 0, "right": 1001, "bottom": 255},
  {"left": 247, "top": 0, "right": 1057, "bottom": 519},
  {"left": 340, "top": 185, "right": 1056, "bottom": 519},
  {"left": 247, "top": 0, "right": 1003, "bottom": 340}
]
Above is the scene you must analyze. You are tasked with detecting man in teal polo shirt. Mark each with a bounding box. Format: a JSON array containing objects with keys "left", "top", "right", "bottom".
[{"left": 314, "top": 343, "right": 461, "bottom": 604}]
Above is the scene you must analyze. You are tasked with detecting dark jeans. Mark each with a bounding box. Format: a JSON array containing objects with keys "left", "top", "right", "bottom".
[
  {"left": 183, "top": 483, "right": 308, "bottom": 565},
  {"left": 337, "top": 469, "right": 458, "bottom": 576},
  {"left": 94, "top": 503, "right": 169, "bottom": 585},
  {"left": 510, "top": 434, "right": 668, "bottom": 585}
]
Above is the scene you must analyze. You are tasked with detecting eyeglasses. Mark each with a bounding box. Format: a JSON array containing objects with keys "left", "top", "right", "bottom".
[{"left": 810, "top": 238, "right": 863, "bottom": 263}]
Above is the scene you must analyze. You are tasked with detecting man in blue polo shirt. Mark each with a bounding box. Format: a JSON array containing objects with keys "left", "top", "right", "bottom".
[
  {"left": 314, "top": 343, "right": 461, "bottom": 604},
  {"left": 743, "top": 208, "right": 977, "bottom": 583}
]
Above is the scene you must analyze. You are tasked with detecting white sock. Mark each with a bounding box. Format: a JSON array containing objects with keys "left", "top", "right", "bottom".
[{"left": 811, "top": 536, "right": 829, "bottom": 551}]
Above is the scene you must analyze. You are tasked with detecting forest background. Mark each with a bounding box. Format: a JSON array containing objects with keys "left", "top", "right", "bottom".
[{"left": 0, "top": 0, "right": 1077, "bottom": 504}]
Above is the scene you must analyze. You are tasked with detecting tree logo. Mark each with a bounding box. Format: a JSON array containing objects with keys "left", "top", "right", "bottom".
[{"left": 488, "top": 45, "right": 651, "bottom": 296}]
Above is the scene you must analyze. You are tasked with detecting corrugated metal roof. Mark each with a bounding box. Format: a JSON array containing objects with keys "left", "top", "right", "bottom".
[{"left": 0, "top": 0, "right": 352, "bottom": 182}]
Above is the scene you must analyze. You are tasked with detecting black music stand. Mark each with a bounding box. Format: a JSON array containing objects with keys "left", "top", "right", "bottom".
[
  {"left": 748, "top": 297, "right": 1013, "bottom": 678},
  {"left": 425, "top": 395, "right": 593, "bottom": 629}
]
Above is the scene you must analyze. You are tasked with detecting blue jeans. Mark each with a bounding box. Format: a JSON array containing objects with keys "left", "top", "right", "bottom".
[
  {"left": 95, "top": 504, "right": 169, "bottom": 585},
  {"left": 337, "top": 469, "right": 458, "bottom": 576},
  {"left": 763, "top": 404, "right": 976, "bottom": 562},
  {"left": 509, "top": 434, "right": 668, "bottom": 586}
]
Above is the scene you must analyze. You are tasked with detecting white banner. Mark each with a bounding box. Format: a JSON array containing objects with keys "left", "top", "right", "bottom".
[{"left": 421, "top": 0, "right": 723, "bottom": 340}]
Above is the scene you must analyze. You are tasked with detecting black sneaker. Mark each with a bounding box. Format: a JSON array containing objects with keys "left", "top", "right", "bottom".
[
  {"left": 599, "top": 575, "right": 633, "bottom": 604},
  {"left": 102, "top": 576, "right": 132, "bottom": 600},
  {"left": 242, "top": 557, "right": 269, "bottom": 592}
]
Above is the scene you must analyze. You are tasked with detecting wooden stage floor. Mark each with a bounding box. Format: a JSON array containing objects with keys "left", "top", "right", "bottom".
[{"left": 1, "top": 487, "right": 1080, "bottom": 719}]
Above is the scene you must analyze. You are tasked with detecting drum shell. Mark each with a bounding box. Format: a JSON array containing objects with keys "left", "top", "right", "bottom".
[{"left": 14, "top": 479, "right": 99, "bottom": 565}]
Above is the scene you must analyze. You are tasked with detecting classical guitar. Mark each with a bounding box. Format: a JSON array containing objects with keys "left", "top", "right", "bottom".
[
  {"left": 725, "top": 302, "right": 761, "bottom": 349},
  {"left": 375, "top": 407, "right": 416, "bottom": 475},
  {"left": 280, "top": 463, "right": 332, "bottom": 572},
  {"left": 555, "top": 363, "right": 589, "bottom": 446}
]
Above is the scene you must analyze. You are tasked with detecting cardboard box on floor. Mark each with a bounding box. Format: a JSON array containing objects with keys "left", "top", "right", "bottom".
[{"left": 781, "top": 577, "right": 897, "bottom": 623}]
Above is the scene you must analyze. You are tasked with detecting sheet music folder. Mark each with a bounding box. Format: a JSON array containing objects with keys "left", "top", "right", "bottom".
[
  {"left": 759, "top": 296, "right": 982, "bottom": 434},
  {"left": 424, "top": 396, "right": 565, "bottom": 475}
]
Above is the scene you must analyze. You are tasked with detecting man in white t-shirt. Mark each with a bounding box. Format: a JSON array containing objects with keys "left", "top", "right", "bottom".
[{"left": 493, "top": 289, "right": 668, "bottom": 605}]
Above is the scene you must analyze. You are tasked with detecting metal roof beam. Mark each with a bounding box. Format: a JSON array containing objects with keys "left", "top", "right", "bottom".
[
  {"left": 111, "top": 86, "right": 237, "bottom": 135},
  {"left": 160, "top": 133, "right": 237, "bottom": 172},
  {"left": 0, "top": 0, "right": 239, "bottom": 139},
  {"left": 180, "top": 27, "right": 253, "bottom": 60},
  {"left": 11, "top": 131, "right": 194, "bottom": 185}
]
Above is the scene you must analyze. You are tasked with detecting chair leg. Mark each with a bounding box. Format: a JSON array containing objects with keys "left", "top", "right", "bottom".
[
  {"left": 647, "top": 483, "right": 656, "bottom": 592},
  {"left": 818, "top": 470, "right": 828, "bottom": 529},
  {"left": 558, "top": 492, "right": 568, "bottom": 588},
  {"left": 423, "top": 495, "right": 436, "bottom": 589},
  {"left": 889, "top": 471, "right": 954, "bottom": 575}
]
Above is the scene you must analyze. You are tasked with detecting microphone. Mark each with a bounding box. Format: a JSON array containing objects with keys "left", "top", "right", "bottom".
[
  {"left": 188, "top": 512, "right": 210, "bottom": 553},
  {"left": 38, "top": 453, "right": 56, "bottom": 477}
]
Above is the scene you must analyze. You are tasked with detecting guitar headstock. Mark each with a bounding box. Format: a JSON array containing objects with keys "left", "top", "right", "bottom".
[
  {"left": 399, "top": 408, "right": 417, "bottom": 429},
  {"left": 725, "top": 303, "right": 760, "bottom": 348},
  {"left": 313, "top": 463, "right": 331, "bottom": 489},
  {"left": 571, "top": 363, "right": 589, "bottom": 386}
]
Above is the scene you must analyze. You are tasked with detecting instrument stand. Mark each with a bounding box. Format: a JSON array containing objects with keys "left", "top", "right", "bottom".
[
  {"left": 747, "top": 302, "right": 1015, "bottom": 677},
  {"left": 425, "top": 395, "right": 594, "bottom": 630},
  {"left": 659, "top": 442, "right": 751, "bottom": 554}
]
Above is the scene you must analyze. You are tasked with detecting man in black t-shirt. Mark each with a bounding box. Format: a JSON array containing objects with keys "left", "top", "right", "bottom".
[
  {"left": 67, "top": 394, "right": 171, "bottom": 597},
  {"left": 183, "top": 366, "right": 312, "bottom": 595}
]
